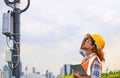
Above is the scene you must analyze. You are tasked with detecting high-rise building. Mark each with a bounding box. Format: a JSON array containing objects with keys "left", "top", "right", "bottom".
[
  {"left": 45, "top": 70, "right": 55, "bottom": 78},
  {"left": 48, "top": 72, "right": 52, "bottom": 78},
  {"left": 20, "top": 62, "right": 24, "bottom": 76},
  {"left": 32, "top": 67, "right": 35, "bottom": 73},
  {"left": 0, "top": 70, "right": 9, "bottom": 78},
  {"left": 45, "top": 70, "right": 49, "bottom": 78},
  {"left": 3, "top": 65, "right": 8, "bottom": 71},
  {"left": 60, "top": 64, "right": 72, "bottom": 76},
  {"left": 3, "top": 65, "right": 12, "bottom": 78}
]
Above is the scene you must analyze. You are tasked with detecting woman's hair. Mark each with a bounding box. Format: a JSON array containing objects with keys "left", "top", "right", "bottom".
[
  {"left": 80, "top": 34, "right": 105, "bottom": 62},
  {"left": 91, "top": 38, "right": 105, "bottom": 62}
]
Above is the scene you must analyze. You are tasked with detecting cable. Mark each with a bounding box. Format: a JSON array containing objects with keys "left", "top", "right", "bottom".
[
  {"left": 6, "top": 36, "right": 13, "bottom": 49},
  {"left": 21, "top": 0, "right": 30, "bottom": 13},
  {"left": 4, "top": 0, "right": 14, "bottom": 8},
  {"left": 7, "top": 36, "right": 20, "bottom": 69}
]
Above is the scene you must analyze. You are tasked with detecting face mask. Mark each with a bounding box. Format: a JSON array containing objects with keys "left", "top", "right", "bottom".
[{"left": 79, "top": 49, "right": 86, "bottom": 57}]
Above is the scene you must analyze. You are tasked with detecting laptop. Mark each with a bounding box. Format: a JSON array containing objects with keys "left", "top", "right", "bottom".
[{"left": 71, "top": 64, "right": 88, "bottom": 76}]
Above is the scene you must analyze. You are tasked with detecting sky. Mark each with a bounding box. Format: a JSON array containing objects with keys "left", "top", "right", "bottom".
[{"left": 0, "top": 0, "right": 120, "bottom": 76}]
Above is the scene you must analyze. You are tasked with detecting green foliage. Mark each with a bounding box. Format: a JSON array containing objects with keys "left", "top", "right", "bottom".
[
  {"left": 102, "top": 70, "right": 120, "bottom": 78},
  {"left": 62, "top": 70, "right": 120, "bottom": 78}
]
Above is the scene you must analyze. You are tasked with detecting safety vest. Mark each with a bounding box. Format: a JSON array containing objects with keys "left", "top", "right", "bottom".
[{"left": 81, "top": 53, "right": 102, "bottom": 76}]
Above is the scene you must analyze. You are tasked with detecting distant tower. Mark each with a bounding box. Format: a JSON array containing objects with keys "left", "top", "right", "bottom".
[
  {"left": 64, "top": 64, "right": 67, "bottom": 75},
  {"left": 20, "top": 62, "right": 24, "bottom": 76},
  {"left": 60, "top": 64, "right": 72, "bottom": 76},
  {"left": 3, "top": 65, "right": 12, "bottom": 78},
  {"left": 3, "top": 65, "right": 9, "bottom": 71},
  {"left": 48, "top": 72, "right": 52, "bottom": 78},
  {"left": 45, "top": 70, "right": 49, "bottom": 78},
  {"left": 32, "top": 67, "right": 35, "bottom": 73},
  {"left": 25, "top": 66, "right": 28, "bottom": 78}
]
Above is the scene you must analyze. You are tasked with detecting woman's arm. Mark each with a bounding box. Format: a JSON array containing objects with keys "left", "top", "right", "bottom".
[{"left": 73, "top": 71, "right": 91, "bottom": 78}]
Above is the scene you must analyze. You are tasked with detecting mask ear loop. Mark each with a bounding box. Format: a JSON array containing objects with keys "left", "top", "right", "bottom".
[{"left": 79, "top": 49, "right": 86, "bottom": 57}]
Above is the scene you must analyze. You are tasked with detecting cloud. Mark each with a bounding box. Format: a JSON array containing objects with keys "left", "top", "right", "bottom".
[{"left": 0, "top": 0, "right": 120, "bottom": 75}]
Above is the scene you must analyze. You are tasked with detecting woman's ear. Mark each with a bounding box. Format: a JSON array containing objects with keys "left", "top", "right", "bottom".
[
  {"left": 91, "top": 45, "right": 97, "bottom": 51},
  {"left": 91, "top": 45, "right": 95, "bottom": 49}
]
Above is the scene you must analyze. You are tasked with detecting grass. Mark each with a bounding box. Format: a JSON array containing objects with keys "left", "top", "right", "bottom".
[{"left": 61, "top": 70, "right": 120, "bottom": 78}]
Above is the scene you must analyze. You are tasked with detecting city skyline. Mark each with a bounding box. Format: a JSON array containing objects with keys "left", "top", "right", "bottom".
[{"left": 0, "top": 0, "right": 120, "bottom": 76}]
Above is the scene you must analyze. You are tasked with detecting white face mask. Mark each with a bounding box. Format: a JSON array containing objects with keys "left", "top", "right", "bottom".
[{"left": 79, "top": 49, "right": 86, "bottom": 57}]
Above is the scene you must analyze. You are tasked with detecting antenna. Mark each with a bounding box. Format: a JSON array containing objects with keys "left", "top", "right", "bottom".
[{"left": 2, "top": 0, "right": 30, "bottom": 78}]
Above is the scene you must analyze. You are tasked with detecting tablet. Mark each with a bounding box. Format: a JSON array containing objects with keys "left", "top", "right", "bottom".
[{"left": 71, "top": 64, "right": 88, "bottom": 76}]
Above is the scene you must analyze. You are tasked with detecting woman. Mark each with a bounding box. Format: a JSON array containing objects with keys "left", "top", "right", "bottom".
[{"left": 73, "top": 33, "right": 105, "bottom": 78}]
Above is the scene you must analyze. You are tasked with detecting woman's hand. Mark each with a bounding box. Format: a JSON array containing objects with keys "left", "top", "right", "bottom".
[
  {"left": 73, "top": 70, "right": 91, "bottom": 78},
  {"left": 72, "top": 70, "right": 81, "bottom": 78}
]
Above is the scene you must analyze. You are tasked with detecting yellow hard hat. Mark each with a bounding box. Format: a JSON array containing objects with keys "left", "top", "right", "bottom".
[{"left": 92, "top": 34, "right": 105, "bottom": 49}]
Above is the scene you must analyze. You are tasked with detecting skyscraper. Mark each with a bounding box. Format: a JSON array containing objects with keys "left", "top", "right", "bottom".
[
  {"left": 32, "top": 67, "right": 35, "bottom": 73},
  {"left": 45, "top": 70, "right": 49, "bottom": 78},
  {"left": 3, "top": 65, "right": 12, "bottom": 78},
  {"left": 20, "top": 62, "right": 24, "bottom": 76},
  {"left": 60, "top": 64, "right": 72, "bottom": 76},
  {"left": 0, "top": 70, "right": 9, "bottom": 78},
  {"left": 45, "top": 70, "right": 55, "bottom": 78}
]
